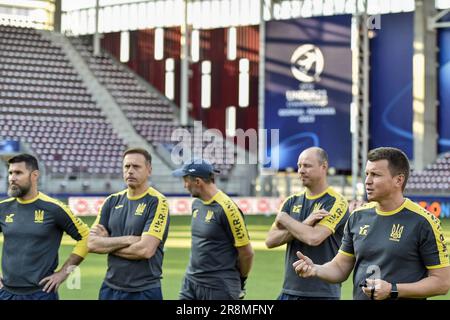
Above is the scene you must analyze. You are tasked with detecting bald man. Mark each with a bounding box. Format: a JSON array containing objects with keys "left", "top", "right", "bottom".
[{"left": 265, "top": 147, "right": 349, "bottom": 300}]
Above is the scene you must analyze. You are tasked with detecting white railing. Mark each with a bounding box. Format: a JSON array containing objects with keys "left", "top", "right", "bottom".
[{"left": 60, "top": 0, "right": 424, "bottom": 36}]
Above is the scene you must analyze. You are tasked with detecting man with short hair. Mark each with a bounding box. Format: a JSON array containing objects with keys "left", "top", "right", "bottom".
[
  {"left": 0, "top": 153, "right": 89, "bottom": 300},
  {"left": 265, "top": 147, "right": 349, "bottom": 300},
  {"left": 172, "top": 159, "right": 254, "bottom": 300},
  {"left": 88, "top": 148, "right": 170, "bottom": 300},
  {"left": 294, "top": 147, "right": 450, "bottom": 300}
]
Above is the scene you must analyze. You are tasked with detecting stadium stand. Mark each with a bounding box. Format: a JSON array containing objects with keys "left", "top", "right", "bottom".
[
  {"left": 0, "top": 25, "right": 126, "bottom": 176},
  {"left": 70, "top": 37, "right": 236, "bottom": 175},
  {"left": 406, "top": 152, "right": 450, "bottom": 195}
]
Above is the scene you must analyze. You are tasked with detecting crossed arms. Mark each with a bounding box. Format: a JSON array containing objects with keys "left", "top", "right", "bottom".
[
  {"left": 265, "top": 209, "right": 333, "bottom": 248},
  {"left": 87, "top": 224, "right": 160, "bottom": 260}
]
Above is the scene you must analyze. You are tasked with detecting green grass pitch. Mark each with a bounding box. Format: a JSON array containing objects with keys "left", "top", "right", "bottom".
[{"left": 2, "top": 215, "right": 449, "bottom": 300}]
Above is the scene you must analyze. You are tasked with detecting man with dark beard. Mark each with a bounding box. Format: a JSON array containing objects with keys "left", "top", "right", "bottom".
[{"left": 0, "top": 154, "right": 89, "bottom": 300}]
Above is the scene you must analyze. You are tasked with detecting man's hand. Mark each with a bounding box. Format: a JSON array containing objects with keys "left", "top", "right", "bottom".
[
  {"left": 361, "top": 278, "right": 392, "bottom": 300},
  {"left": 275, "top": 212, "right": 290, "bottom": 229},
  {"left": 90, "top": 224, "right": 109, "bottom": 237},
  {"left": 292, "top": 251, "right": 318, "bottom": 278},
  {"left": 239, "top": 276, "right": 247, "bottom": 299},
  {"left": 303, "top": 209, "right": 330, "bottom": 226},
  {"left": 39, "top": 269, "right": 71, "bottom": 293}
]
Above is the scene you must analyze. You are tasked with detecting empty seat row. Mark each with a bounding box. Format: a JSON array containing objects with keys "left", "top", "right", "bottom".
[
  {"left": 0, "top": 50, "right": 67, "bottom": 61},
  {"left": 2, "top": 70, "right": 81, "bottom": 81}
]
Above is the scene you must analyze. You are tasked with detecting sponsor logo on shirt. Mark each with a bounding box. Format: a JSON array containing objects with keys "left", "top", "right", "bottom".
[
  {"left": 359, "top": 224, "right": 370, "bottom": 236},
  {"left": 34, "top": 210, "right": 44, "bottom": 223},
  {"left": 389, "top": 224, "right": 404, "bottom": 242},
  {"left": 5, "top": 214, "right": 14, "bottom": 223}
]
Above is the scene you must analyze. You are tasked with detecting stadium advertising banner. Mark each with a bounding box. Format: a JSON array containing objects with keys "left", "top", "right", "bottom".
[
  {"left": 0, "top": 140, "right": 20, "bottom": 153},
  {"left": 369, "top": 12, "right": 414, "bottom": 158},
  {"left": 408, "top": 196, "right": 450, "bottom": 219},
  {"left": 439, "top": 25, "right": 450, "bottom": 153},
  {"left": 69, "top": 197, "right": 285, "bottom": 216},
  {"left": 264, "top": 15, "right": 352, "bottom": 171},
  {"left": 69, "top": 196, "right": 450, "bottom": 218}
]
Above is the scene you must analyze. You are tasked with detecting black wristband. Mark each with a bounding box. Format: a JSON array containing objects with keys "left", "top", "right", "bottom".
[
  {"left": 240, "top": 276, "right": 247, "bottom": 289},
  {"left": 390, "top": 283, "right": 398, "bottom": 300}
]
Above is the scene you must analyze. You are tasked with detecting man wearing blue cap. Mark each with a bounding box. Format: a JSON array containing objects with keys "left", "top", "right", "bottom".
[{"left": 173, "top": 159, "right": 254, "bottom": 300}]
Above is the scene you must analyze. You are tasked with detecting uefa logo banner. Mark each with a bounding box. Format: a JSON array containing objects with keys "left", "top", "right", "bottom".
[
  {"left": 290, "top": 44, "right": 325, "bottom": 83},
  {"left": 264, "top": 15, "right": 352, "bottom": 171}
]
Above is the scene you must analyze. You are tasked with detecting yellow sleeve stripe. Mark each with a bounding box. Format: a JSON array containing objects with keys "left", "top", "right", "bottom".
[
  {"left": 426, "top": 263, "right": 450, "bottom": 270},
  {"left": 318, "top": 192, "right": 349, "bottom": 233},
  {"left": 338, "top": 249, "right": 354, "bottom": 257},
  {"left": 406, "top": 199, "right": 450, "bottom": 266},
  {"left": 39, "top": 193, "right": 90, "bottom": 258},
  {"left": 0, "top": 197, "right": 15, "bottom": 205},
  {"left": 216, "top": 192, "right": 250, "bottom": 247},
  {"left": 143, "top": 190, "right": 169, "bottom": 241}
]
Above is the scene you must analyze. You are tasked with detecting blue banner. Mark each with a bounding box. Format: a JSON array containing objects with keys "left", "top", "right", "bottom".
[
  {"left": 369, "top": 12, "right": 413, "bottom": 159},
  {"left": 264, "top": 15, "right": 352, "bottom": 171},
  {"left": 438, "top": 27, "right": 450, "bottom": 153},
  {"left": 0, "top": 140, "right": 20, "bottom": 153}
]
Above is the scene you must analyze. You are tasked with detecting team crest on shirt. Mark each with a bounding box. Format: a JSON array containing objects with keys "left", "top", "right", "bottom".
[
  {"left": 135, "top": 203, "right": 146, "bottom": 216},
  {"left": 34, "top": 210, "right": 44, "bottom": 223},
  {"left": 192, "top": 209, "right": 198, "bottom": 218},
  {"left": 5, "top": 214, "right": 14, "bottom": 223},
  {"left": 292, "top": 205, "right": 302, "bottom": 213},
  {"left": 389, "top": 224, "right": 404, "bottom": 242},
  {"left": 205, "top": 210, "right": 214, "bottom": 223}
]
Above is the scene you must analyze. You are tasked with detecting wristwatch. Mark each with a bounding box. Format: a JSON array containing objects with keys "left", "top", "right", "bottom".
[{"left": 390, "top": 283, "right": 398, "bottom": 299}]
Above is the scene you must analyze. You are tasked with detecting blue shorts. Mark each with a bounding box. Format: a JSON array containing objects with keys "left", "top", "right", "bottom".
[
  {"left": 99, "top": 282, "right": 163, "bottom": 300},
  {"left": 0, "top": 288, "right": 58, "bottom": 300}
]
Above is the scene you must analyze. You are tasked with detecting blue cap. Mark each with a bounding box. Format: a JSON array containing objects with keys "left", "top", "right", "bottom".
[{"left": 172, "top": 159, "right": 220, "bottom": 179}]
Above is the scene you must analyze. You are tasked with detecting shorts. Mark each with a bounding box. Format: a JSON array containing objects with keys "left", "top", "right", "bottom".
[
  {"left": 99, "top": 282, "right": 163, "bottom": 300},
  {"left": 179, "top": 277, "right": 239, "bottom": 300}
]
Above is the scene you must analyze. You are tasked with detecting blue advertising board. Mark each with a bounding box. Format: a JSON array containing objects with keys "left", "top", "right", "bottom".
[
  {"left": 0, "top": 140, "right": 20, "bottom": 153},
  {"left": 370, "top": 12, "right": 450, "bottom": 156},
  {"left": 264, "top": 15, "right": 352, "bottom": 171},
  {"left": 438, "top": 26, "right": 450, "bottom": 153},
  {"left": 369, "top": 12, "right": 414, "bottom": 159}
]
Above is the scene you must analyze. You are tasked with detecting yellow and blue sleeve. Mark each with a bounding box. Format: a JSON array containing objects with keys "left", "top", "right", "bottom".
[{"left": 144, "top": 196, "right": 170, "bottom": 241}]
